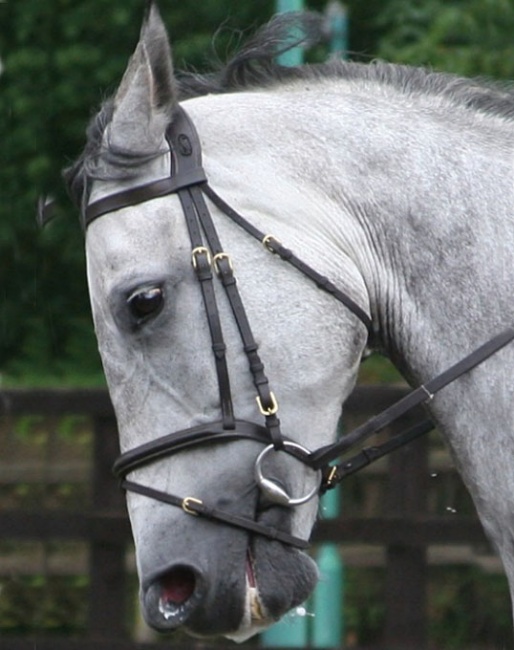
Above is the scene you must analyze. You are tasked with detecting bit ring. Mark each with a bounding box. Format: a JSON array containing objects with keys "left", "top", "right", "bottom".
[{"left": 254, "top": 441, "right": 321, "bottom": 507}]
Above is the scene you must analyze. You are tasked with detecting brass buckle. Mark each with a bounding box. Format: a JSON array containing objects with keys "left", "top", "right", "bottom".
[
  {"left": 182, "top": 496, "right": 203, "bottom": 516},
  {"left": 262, "top": 234, "right": 281, "bottom": 253},
  {"left": 213, "top": 252, "right": 233, "bottom": 275},
  {"left": 325, "top": 466, "right": 338, "bottom": 488},
  {"left": 256, "top": 392, "right": 279, "bottom": 416},
  {"left": 191, "top": 246, "right": 211, "bottom": 270}
]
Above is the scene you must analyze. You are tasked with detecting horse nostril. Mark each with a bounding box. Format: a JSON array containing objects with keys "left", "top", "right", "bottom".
[
  {"left": 160, "top": 566, "right": 196, "bottom": 605},
  {"left": 143, "top": 565, "right": 203, "bottom": 629},
  {"left": 157, "top": 566, "right": 198, "bottom": 623}
]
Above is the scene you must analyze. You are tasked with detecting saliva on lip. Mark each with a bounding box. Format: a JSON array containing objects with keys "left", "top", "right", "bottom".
[{"left": 159, "top": 598, "right": 181, "bottom": 620}]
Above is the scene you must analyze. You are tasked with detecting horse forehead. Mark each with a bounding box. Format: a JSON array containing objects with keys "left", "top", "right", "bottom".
[{"left": 85, "top": 197, "right": 184, "bottom": 282}]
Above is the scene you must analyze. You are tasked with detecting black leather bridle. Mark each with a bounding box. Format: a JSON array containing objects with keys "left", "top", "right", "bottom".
[{"left": 44, "top": 104, "right": 514, "bottom": 550}]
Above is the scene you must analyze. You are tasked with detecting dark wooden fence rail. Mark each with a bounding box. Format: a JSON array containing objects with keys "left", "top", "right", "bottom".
[{"left": 0, "top": 386, "right": 489, "bottom": 650}]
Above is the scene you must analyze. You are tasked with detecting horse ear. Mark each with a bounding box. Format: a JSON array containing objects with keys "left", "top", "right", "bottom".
[{"left": 108, "top": 1, "right": 176, "bottom": 152}]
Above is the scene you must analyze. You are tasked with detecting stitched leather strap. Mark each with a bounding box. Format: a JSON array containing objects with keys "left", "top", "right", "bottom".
[
  {"left": 188, "top": 184, "right": 284, "bottom": 448},
  {"left": 180, "top": 187, "right": 236, "bottom": 428},
  {"left": 113, "top": 420, "right": 274, "bottom": 478},
  {"left": 85, "top": 170, "right": 207, "bottom": 227},
  {"left": 114, "top": 419, "right": 310, "bottom": 548}
]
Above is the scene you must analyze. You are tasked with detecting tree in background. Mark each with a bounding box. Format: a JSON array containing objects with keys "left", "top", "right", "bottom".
[
  {"left": 2, "top": 0, "right": 514, "bottom": 384},
  {"left": 377, "top": 0, "right": 514, "bottom": 79},
  {"left": 0, "top": 0, "right": 274, "bottom": 384}
]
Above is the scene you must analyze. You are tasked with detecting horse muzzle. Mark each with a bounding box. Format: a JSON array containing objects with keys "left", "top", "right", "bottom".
[{"left": 137, "top": 500, "right": 318, "bottom": 639}]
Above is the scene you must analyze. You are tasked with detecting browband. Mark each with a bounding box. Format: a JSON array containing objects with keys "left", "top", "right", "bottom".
[{"left": 84, "top": 107, "right": 207, "bottom": 227}]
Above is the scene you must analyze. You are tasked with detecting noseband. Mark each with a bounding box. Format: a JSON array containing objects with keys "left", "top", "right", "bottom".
[{"left": 75, "top": 105, "right": 514, "bottom": 549}]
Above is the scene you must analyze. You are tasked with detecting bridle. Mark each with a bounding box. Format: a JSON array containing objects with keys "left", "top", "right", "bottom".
[{"left": 43, "top": 104, "right": 514, "bottom": 550}]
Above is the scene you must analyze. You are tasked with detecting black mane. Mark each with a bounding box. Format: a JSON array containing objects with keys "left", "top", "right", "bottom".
[
  {"left": 176, "top": 12, "right": 325, "bottom": 98},
  {"left": 66, "top": 11, "right": 514, "bottom": 215},
  {"left": 178, "top": 12, "right": 514, "bottom": 120}
]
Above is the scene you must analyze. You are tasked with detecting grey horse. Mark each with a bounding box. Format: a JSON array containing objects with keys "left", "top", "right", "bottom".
[{"left": 65, "top": 2, "right": 514, "bottom": 641}]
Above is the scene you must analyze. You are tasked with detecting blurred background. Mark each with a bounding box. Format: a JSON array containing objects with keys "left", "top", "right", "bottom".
[
  {"left": 2, "top": 0, "right": 514, "bottom": 648},
  {"left": 3, "top": 0, "right": 514, "bottom": 387}
]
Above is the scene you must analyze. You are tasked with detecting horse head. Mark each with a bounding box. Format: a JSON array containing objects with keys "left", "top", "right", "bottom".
[{"left": 67, "top": 2, "right": 370, "bottom": 640}]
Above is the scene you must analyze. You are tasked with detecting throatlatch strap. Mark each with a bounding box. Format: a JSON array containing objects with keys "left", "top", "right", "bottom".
[{"left": 201, "top": 184, "right": 372, "bottom": 332}]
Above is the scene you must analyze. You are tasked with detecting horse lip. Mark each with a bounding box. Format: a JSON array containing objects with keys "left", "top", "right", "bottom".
[
  {"left": 249, "top": 587, "right": 267, "bottom": 623},
  {"left": 246, "top": 550, "right": 269, "bottom": 624},
  {"left": 224, "top": 552, "right": 272, "bottom": 642},
  {"left": 246, "top": 549, "right": 257, "bottom": 588}
]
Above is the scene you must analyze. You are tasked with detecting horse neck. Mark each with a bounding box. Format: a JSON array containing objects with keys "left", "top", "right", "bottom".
[
  {"left": 325, "top": 89, "right": 514, "bottom": 456},
  {"left": 191, "top": 87, "right": 514, "bottom": 397},
  {"left": 353, "top": 111, "right": 514, "bottom": 382}
]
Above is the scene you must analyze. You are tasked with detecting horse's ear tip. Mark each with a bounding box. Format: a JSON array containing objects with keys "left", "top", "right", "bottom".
[
  {"left": 144, "top": 0, "right": 162, "bottom": 24},
  {"left": 141, "top": 0, "right": 169, "bottom": 41},
  {"left": 145, "top": 0, "right": 156, "bottom": 15}
]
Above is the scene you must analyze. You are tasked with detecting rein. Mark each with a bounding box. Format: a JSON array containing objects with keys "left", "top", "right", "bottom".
[{"left": 63, "top": 104, "right": 514, "bottom": 549}]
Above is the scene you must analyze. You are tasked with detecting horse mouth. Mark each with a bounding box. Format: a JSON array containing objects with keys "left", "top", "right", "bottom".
[
  {"left": 224, "top": 550, "right": 272, "bottom": 642},
  {"left": 144, "top": 549, "right": 271, "bottom": 637},
  {"left": 246, "top": 550, "right": 268, "bottom": 623},
  {"left": 139, "top": 498, "right": 317, "bottom": 640}
]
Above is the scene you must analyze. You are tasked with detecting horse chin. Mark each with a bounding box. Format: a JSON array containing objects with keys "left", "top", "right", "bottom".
[
  {"left": 249, "top": 537, "right": 318, "bottom": 623},
  {"left": 223, "top": 563, "right": 274, "bottom": 642},
  {"left": 226, "top": 545, "right": 318, "bottom": 642}
]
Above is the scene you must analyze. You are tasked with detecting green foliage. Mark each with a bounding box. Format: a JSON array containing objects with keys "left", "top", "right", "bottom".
[
  {"left": 376, "top": 0, "right": 514, "bottom": 79},
  {"left": 0, "top": 0, "right": 273, "bottom": 385},
  {"left": 2, "top": 0, "right": 514, "bottom": 386},
  {"left": 343, "top": 564, "right": 511, "bottom": 647},
  {"left": 429, "top": 566, "right": 512, "bottom": 648},
  {"left": 0, "top": 573, "right": 88, "bottom": 634}
]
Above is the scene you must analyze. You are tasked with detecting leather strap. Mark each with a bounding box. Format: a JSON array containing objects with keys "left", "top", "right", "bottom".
[
  {"left": 188, "top": 184, "right": 284, "bottom": 448},
  {"left": 180, "top": 187, "right": 236, "bottom": 428},
  {"left": 113, "top": 420, "right": 274, "bottom": 478},
  {"left": 312, "top": 326, "right": 514, "bottom": 469},
  {"left": 321, "top": 418, "right": 435, "bottom": 491},
  {"left": 121, "top": 479, "right": 310, "bottom": 549},
  {"left": 84, "top": 106, "right": 207, "bottom": 227},
  {"left": 85, "top": 170, "right": 207, "bottom": 227},
  {"left": 202, "top": 184, "right": 372, "bottom": 332},
  {"left": 114, "top": 419, "right": 310, "bottom": 549}
]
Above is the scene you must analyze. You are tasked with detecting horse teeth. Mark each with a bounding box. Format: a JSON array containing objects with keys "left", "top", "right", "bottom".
[{"left": 249, "top": 586, "right": 266, "bottom": 622}]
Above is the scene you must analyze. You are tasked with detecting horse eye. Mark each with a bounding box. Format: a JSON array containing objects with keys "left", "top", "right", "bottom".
[{"left": 127, "top": 286, "right": 164, "bottom": 322}]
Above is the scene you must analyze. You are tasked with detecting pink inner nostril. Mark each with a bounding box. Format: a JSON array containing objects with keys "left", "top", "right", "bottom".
[{"left": 160, "top": 567, "right": 196, "bottom": 605}]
